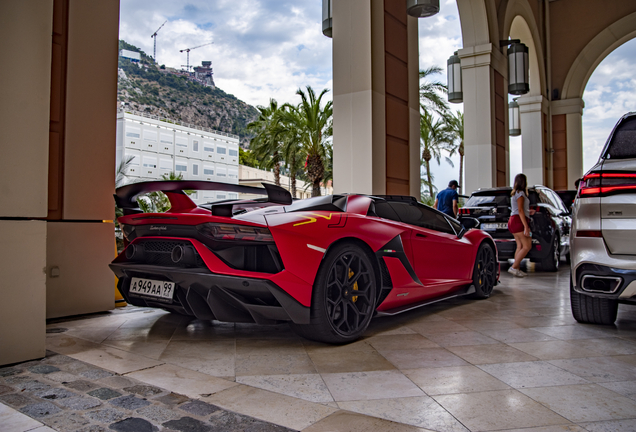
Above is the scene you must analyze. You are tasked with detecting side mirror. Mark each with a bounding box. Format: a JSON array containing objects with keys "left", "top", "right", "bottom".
[
  {"left": 460, "top": 217, "right": 480, "bottom": 230},
  {"left": 458, "top": 217, "right": 479, "bottom": 238}
]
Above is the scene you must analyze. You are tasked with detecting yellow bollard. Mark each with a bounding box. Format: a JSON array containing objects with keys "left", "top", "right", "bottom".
[{"left": 114, "top": 239, "right": 127, "bottom": 307}]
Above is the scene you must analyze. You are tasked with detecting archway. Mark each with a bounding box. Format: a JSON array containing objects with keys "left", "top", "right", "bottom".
[{"left": 555, "top": 11, "right": 636, "bottom": 189}]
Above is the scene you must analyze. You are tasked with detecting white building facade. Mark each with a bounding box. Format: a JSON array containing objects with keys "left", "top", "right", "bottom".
[{"left": 116, "top": 110, "right": 240, "bottom": 203}]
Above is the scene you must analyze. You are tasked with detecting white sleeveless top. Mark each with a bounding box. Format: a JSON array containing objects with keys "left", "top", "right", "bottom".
[{"left": 511, "top": 190, "right": 529, "bottom": 216}]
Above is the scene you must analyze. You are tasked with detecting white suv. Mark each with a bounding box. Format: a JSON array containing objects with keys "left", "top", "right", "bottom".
[{"left": 570, "top": 112, "right": 636, "bottom": 325}]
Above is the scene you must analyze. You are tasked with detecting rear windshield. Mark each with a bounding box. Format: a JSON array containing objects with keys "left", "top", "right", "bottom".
[
  {"left": 466, "top": 191, "right": 538, "bottom": 207},
  {"left": 605, "top": 116, "right": 636, "bottom": 159},
  {"left": 465, "top": 194, "right": 510, "bottom": 207}
]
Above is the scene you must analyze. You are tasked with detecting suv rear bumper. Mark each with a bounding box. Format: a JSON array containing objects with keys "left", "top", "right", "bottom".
[
  {"left": 571, "top": 263, "right": 636, "bottom": 304},
  {"left": 570, "top": 236, "right": 636, "bottom": 303}
]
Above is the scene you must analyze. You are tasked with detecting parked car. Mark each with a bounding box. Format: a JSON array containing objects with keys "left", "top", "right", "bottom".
[
  {"left": 458, "top": 185, "right": 571, "bottom": 271},
  {"left": 556, "top": 190, "right": 577, "bottom": 213},
  {"left": 570, "top": 112, "right": 636, "bottom": 325},
  {"left": 111, "top": 181, "right": 499, "bottom": 344}
]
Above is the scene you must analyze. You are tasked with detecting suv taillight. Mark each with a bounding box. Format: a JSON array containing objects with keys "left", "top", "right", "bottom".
[
  {"left": 458, "top": 208, "right": 471, "bottom": 215},
  {"left": 578, "top": 172, "right": 636, "bottom": 198}
]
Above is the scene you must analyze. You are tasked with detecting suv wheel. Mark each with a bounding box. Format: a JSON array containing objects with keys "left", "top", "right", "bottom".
[
  {"left": 570, "top": 274, "right": 618, "bottom": 325},
  {"left": 541, "top": 235, "right": 560, "bottom": 272}
]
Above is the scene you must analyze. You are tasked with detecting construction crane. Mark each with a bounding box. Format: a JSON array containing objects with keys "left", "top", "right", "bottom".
[
  {"left": 180, "top": 42, "right": 213, "bottom": 72},
  {"left": 150, "top": 20, "right": 167, "bottom": 62}
]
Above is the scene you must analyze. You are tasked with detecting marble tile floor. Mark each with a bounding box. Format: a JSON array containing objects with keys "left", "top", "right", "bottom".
[{"left": 10, "top": 265, "right": 636, "bottom": 431}]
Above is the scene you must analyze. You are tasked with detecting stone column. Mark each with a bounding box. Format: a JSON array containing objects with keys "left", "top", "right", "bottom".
[
  {"left": 517, "top": 95, "right": 549, "bottom": 186},
  {"left": 460, "top": 44, "right": 508, "bottom": 192},
  {"left": 552, "top": 98, "right": 584, "bottom": 189},
  {"left": 332, "top": 0, "right": 420, "bottom": 196},
  {"left": 0, "top": 0, "right": 53, "bottom": 365}
]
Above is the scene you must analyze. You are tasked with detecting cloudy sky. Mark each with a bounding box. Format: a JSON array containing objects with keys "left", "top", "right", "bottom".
[{"left": 119, "top": 0, "right": 634, "bottom": 194}]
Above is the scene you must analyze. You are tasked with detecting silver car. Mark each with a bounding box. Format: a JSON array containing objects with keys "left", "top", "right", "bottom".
[{"left": 570, "top": 112, "right": 636, "bottom": 324}]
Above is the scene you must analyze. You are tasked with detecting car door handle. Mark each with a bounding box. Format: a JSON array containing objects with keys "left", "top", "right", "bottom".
[{"left": 416, "top": 233, "right": 427, "bottom": 238}]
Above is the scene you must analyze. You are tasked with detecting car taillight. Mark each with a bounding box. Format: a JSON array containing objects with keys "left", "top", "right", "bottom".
[
  {"left": 578, "top": 172, "right": 636, "bottom": 197},
  {"left": 459, "top": 208, "right": 471, "bottom": 215},
  {"left": 196, "top": 223, "right": 274, "bottom": 242}
]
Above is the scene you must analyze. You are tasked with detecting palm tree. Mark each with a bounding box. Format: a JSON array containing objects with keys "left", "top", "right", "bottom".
[
  {"left": 281, "top": 86, "right": 333, "bottom": 197},
  {"left": 115, "top": 155, "right": 135, "bottom": 188},
  {"left": 420, "top": 111, "right": 454, "bottom": 199},
  {"left": 419, "top": 66, "right": 449, "bottom": 116},
  {"left": 247, "top": 99, "right": 285, "bottom": 186},
  {"left": 280, "top": 128, "right": 304, "bottom": 198},
  {"left": 443, "top": 110, "right": 465, "bottom": 190}
]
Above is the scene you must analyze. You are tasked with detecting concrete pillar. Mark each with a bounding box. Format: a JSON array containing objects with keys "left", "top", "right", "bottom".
[
  {"left": 0, "top": 0, "right": 119, "bottom": 365},
  {"left": 45, "top": 0, "right": 119, "bottom": 319},
  {"left": 552, "top": 98, "right": 584, "bottom": 189},
  {"left": 517, "top": 95, "right": 549, "bottom": 186},
  {"left": 0, "top": 0, "right": 54, "bottom": 365},
  {"left": 332, "top": 0, "right": 420, "bottom": 197},
  {"left": 460, "top": 44, "right": 508, "bottom": 192}
]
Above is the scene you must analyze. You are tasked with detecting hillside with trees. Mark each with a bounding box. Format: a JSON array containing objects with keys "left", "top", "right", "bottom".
[{"left": 117, "top": 41, "right": 259, "bottom": 146}]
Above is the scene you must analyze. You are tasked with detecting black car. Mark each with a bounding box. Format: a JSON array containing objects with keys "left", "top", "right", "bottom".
[{"left": 459, "top": 186, "right": 571, "bottom": 271}]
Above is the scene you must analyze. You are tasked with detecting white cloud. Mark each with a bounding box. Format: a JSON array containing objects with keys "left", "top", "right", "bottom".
[{"left": 119, "top": 0, "right": 332, "bottom": 107}]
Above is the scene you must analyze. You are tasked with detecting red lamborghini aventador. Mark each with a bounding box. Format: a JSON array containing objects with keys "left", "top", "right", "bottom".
[{"left": 111, "top": 181, "right": 499, "bottom": 344}]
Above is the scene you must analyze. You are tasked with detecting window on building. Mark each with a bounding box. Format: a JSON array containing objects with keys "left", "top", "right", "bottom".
[
  {"left": 143, "top": 132, "right": 157, "bottom": 141},
  {"left": 229, "top": 149, "right": 238, "bottom": 157},
  {"left": 126, "top": 132, "right": 140, "bottom": 138},
  {"left": 204, "top": 168, "right": 214, "bottom": 175},
  {"left": 159, "top": 159, "right": 172, "bottom": 170},
  {"left": 192, "top": 140, "right": 199, "bottom": 152},
  {"left": 192, "top": 164, "right": 199, "bottom": 175},
  {"left": 217, "top": 147, "right": 227, "bottom": 155},
  {"left": 176, "top": 164, "right": 187, "bottom": 172},
  {"left": 204, "top": 146, "right": 214, "bottom": 153}
]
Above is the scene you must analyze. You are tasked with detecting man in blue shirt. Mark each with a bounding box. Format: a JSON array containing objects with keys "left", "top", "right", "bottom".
[{"left": 434, "top": 180, "right": 460, "bottom": 218}]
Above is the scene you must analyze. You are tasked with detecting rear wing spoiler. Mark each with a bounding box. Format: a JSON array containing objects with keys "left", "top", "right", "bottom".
[{"left": 114, "top": 180, "right": 292, "bottom": 215}]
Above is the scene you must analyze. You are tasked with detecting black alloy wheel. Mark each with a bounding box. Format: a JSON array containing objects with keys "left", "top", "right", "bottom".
[
  {"left": 290, "top": 242, "right": 377, "bottom": 344},
  {"left": 470, "top": 243, "right": 497, "bottom": 299},
  {"left": 542, "top": 235, "right": 560, "bottom": 272}
]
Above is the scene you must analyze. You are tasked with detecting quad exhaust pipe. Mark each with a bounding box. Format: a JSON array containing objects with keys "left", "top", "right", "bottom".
[{"left": 171, "top": 244, "right": 196, "bottom": 266}]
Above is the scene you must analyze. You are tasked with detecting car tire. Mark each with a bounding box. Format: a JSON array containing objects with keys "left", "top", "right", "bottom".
[
  {"left": 570, "top": 274, "right": 618, "bottom": 325},
  {"left": 290, "top": 242, "right": 377, "bottom": 344},
  {"left": 469, "top": 243, "right": 497, "bottom": 299},
  {"left": 541, "top": 235, "right": 560, "bottom": 272}
]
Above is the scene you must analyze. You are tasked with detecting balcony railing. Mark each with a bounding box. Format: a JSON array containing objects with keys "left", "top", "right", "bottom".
[{"left": 118, "top": 108, "right": 239, "bottom": 140}]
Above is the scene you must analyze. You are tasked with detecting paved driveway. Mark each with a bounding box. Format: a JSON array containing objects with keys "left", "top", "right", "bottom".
[{"left": 25, "top": 266, "right": 636, "bottom": 431}]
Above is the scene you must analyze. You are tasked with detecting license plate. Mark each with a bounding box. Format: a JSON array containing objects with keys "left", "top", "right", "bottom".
[
  {"left": 482, "top": 223, "right": 508, "bottom": 230},
  {"left": 130, "top": 277, "right": 175, "bottom": 300}
]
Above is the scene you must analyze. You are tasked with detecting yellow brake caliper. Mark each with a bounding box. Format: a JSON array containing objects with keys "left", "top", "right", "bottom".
[
  {"left": 348, "top": 268, "right": 358, "bottom": 302},
  {"left": 478, "top": 262, "right": 482, "bottom": 285}
]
